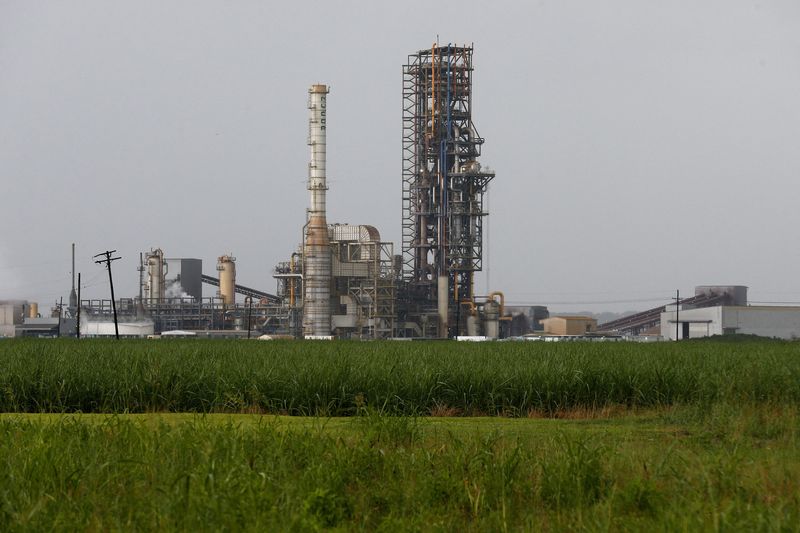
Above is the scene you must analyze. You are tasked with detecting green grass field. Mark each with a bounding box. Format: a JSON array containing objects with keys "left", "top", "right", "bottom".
[
  {"left": 1, "top": 408, "right": 798, "bottom": 531},
  {"left": 1, "top": 339, "right": 798, "bottom": 531},
  {"left": 2, "top": 338, "right": 799, "bottom": 414}
]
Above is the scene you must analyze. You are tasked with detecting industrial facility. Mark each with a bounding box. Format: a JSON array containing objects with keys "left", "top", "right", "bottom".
[
  {"left": 4, "top": 45, "right": 800, "bottom": 341},
  {"left": 1, "top": 45, "right": 508, "bottom": 340}
]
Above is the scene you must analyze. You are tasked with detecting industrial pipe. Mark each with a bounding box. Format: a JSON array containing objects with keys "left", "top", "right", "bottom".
[{"left": 487, "top": 291, "right": 506, "bottom": 318}]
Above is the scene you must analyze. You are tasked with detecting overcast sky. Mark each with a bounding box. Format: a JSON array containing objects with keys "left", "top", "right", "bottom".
[{"left": 2, "top": 1, "right": 799, "bottom": 313}]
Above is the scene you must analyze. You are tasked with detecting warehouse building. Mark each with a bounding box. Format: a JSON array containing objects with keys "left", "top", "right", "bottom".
[
  {"left": 540, "top": 316, "right": 598, "bottom": 336},
  {"left": 661, "top": 305, "right": 800, "bottom": 340}
]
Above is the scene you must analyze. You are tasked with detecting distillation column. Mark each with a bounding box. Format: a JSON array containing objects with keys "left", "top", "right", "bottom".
[
  {"left": 217, "top": 254, "right": 236, "bottom": 306},
  {"left": 144, "top": 248, "right": 167, "bottom": 304},
  {"left": 302, "top": 84, "right": 332, "bottom": 337}
]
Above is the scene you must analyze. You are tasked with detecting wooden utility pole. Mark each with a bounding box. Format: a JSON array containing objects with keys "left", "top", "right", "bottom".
[
  {"left": 673, "top": 289, "right": 681, "bottom": 341},
  {"left": 94, "top": 250, "right": 122, "bottom": 340}
]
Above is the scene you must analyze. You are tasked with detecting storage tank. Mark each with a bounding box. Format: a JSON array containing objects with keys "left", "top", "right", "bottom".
[
  {"left": 28, "top": 303, "right": 39, "bottom": 319},
  {"left": 217, "top": 254, "right": 236, "bottom": 306},
  {"left": 484, "top": 301, "right": 500, "bottom": 339},
  {"left": 466, "top": 314, "right": 479, "bottom": 336},
  {"left": 145, "top": 248, "right": 167, "bottom": 304}
]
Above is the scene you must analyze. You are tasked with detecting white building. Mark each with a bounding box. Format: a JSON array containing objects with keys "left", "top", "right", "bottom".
[
  {"left": 81, "top": 321, "right": 154, "bottom": 338},
  {"left": 661, "top": 306, "right": 800, "bottom": 340}
]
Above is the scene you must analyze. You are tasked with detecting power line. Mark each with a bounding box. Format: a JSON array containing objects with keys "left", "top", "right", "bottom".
[{"left": 505, "top": 296, "right": 672, "bottom": 306}]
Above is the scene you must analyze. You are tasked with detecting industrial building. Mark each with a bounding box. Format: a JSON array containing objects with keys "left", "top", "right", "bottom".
[
  {"left": 598, "top": 286, "right": 749, "bottom": 336},
  {"left": 540, "top": 316, "right": 598, "bottom": 336},
  {"left": 661, "top": 305, "right": 800, "bottom": 340},
  {"left": 1, "top": 300, "right": 76, "bottom": 338}
]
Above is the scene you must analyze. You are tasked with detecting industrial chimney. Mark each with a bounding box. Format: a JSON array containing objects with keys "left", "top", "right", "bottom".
[{"left": 302, "top": 84, "right": 332, "bottom": 337}]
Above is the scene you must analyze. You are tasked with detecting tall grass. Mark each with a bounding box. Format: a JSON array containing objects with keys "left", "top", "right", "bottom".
[
  {"left": 1, "top": 338, "right": 798, "bottom": 414},
  {"left": 0, "top": 412, "right": 797, "bottom": 531}
]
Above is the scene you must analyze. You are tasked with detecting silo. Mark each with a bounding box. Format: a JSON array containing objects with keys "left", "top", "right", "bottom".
[
  {"left": 29, "top": 302, "right": 39, "bottom": 319},
  {"left": 145, "top": 248, "right": 167, "bottom": 304},
  {"left": 217, "top": 254, "right": 236, "bottom": 306}
]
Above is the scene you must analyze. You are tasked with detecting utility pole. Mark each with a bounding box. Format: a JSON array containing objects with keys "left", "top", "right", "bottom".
[
  {"left": 673, "top": 289, "right": 681, "bottom": 341},
  {"left": 76, "top": 273, "right": 81, "bottom": 339},
  {"left": 94, "top": 250, "right": 122, "bottom": 340}
]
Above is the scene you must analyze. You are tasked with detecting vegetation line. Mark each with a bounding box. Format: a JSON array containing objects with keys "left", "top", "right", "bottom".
[{"left": 1, "top": 338, "right": 797, "bottom": 415}]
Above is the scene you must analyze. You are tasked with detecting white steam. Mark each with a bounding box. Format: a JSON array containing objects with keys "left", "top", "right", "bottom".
[{"left": 165, "top": 280, "right": 195, "bottom": 301}]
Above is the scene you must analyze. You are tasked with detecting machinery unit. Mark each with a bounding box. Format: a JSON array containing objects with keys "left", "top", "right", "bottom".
[
  {"left": 328, "top": 224, "right": 396, "bottom": 338},
  {"left": 401, "top": 44, "right": 496, "bottom": 337}
]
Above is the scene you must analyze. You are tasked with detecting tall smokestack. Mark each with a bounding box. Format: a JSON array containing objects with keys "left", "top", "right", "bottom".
[
  {"left": 69, "top": 243, "right": 78, "bottom": 310},
  {"left": 303, "top": 84, "right": 332, "bottom": 337}
]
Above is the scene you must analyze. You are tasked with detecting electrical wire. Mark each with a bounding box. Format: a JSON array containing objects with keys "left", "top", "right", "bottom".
[{"left": 505, "top": 297, "right": 672, "bottom": 306}]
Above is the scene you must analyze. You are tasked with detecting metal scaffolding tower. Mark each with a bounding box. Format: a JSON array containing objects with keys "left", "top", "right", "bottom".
[{"left": 402, "top": 44, "right": 495, "bottom": 336}]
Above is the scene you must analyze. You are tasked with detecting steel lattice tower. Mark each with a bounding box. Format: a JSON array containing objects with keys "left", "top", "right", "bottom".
[{"left": 402, "top": 44, "right": 495, "bottom": 336}]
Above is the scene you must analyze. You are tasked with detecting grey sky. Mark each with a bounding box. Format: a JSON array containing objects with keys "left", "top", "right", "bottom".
[{"left": 2, "top": 1, "right": 799, "bottom": 312}]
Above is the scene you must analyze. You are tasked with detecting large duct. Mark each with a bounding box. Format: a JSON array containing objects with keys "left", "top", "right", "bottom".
[{"left": 302, "top": 84, "right": 332, "bottom": 337}]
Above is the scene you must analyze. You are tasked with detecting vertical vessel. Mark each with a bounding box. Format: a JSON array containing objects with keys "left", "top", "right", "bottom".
[
  {"left": 217, "top": 254, "right": 236, "bottom": 306},
  {"left": 145, "top": 248, "right": 167, "bottom": 304},
  {"left": 303, "top": 84, "right": 332, "bottom": 337}
]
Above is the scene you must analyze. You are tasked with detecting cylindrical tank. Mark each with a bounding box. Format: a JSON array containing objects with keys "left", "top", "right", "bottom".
[
  {"left": 145, "top": 248, "right": 167, "bottom": 304},
  {"left": 217, "top": 254, "right": 236, "bottom": 306},
  {"left": 28, "top": 302, "right": 39, "bottom": 319},
  {"left": 466, "top": 314, "right": 479, "bottom": 336},
  {"left": 484, "top": 300, "right": 500, "bottom": 339},
  {"left": 302, "top": 84, "right": 332, "bottom": 337},
  {"left": 437, "top": 275, "right": 449, "bottom": 338}
]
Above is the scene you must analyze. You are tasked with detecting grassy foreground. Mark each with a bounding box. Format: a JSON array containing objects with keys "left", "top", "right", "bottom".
[
  {"left": 2, "top": 338, "right": 799, "bottom": 414},
  {"left": 1, "top": 407, "right": 798, "bottom": 532},
  {"left": 1, "top": 339, "right": 798, "bottom": 530}
]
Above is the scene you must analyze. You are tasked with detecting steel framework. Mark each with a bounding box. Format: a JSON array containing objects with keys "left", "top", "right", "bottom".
[{"left": 402, "top": 44, "right": 494, "bottom": 334}]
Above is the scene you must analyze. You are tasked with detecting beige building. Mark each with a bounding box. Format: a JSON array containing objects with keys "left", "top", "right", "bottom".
[{"left": 540, "top": 316, "right": 598, "bottom": 336}]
